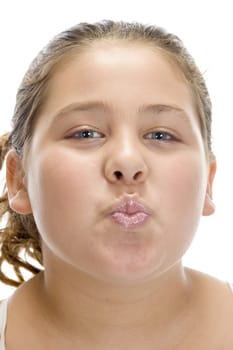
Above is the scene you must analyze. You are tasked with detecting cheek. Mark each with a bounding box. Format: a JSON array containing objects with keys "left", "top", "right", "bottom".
[
  {"left": 27, "top": 149, "right": 99, "bottom": 240},
  {"left": 158, "top": 153, "right": 207, "bottom": 256},
  {"left": 158, "top": 151, "right": 206, "bottom": 204}
]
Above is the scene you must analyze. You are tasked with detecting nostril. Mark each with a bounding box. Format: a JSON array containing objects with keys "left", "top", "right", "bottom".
[
  {"left": 133, "top": 171, "right": 143, "bottom": 181},
  {"left": 114, "top": 171, "right": 123, "bottom": 180}
]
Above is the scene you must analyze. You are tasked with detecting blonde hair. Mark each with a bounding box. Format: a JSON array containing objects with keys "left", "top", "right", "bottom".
[{"left": 0, "top": 20, "right": 212, "bottom": 287}]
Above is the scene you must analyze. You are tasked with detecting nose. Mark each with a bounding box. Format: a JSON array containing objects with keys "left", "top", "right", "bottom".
[{"left": 104, "top": 137, "right": 148, "bottom": 185}]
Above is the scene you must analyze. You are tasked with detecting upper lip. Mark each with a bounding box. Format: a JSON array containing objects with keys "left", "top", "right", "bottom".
[{"left": 109, "top": 197, "right": 152, "bottom": 215}]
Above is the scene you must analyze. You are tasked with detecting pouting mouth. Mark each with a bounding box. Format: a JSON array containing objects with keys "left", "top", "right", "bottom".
[{"left": 110, "top": 199, "right": 151, "bottom": 216}]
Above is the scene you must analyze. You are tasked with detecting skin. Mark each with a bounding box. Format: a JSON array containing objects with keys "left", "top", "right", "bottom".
[{"left": 5, "top": 43, "right": 232, "bottom": 349}]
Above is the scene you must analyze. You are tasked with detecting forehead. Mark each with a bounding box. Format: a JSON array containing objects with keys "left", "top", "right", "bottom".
[{"left": 43, "top": 42, "right": 196, "bottom": 119}]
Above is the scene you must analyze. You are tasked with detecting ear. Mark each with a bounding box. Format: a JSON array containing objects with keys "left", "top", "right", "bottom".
[
  {"left": 6, "top": 149, "right": 32, "bottom": 214},
  {"left": 202, "top": 155, "right": 217, "bottom": 216}
]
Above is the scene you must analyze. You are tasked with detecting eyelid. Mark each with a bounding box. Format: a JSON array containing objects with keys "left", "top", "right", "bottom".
[
  {"left": 65, "top": 127, "right": 105, "bottom": 139},
  {"left": 144, "top": 129, "right": 179, "bottom": 141},
  {"left": 64, "top": 126, "right": 180, "bottom": 142}
]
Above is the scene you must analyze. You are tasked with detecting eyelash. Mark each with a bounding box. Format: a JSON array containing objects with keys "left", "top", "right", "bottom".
[
  {"left": 67, "top": 129, "right": 103, "bottom": 139},
  {"left": 66, "top": 128, "right": 177, "bottom": 142},
  {"left": 144, "top": 131, "right": 176, "bottom": 141}
]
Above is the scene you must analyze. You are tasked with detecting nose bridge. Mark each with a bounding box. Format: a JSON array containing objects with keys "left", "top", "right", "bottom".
[
  {"left": 112, "top": 125, "right": 144, "bottom": 162},
  {"left": 114, "top": 128, "right": 138, "bottom": 157},
  {"left": 104, "top": 128, "right": 148, "bottom": 184}
]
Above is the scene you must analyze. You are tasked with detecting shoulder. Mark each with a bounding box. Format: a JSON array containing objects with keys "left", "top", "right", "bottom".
[
  {"left": 186, "top": 267, "right": 233, "bottom": 307},
  {"left": 187, "top": 267, "right": 233, "bottom": 293},
  {"left": 186, "top": 268, "right": 233, "bottom": 347}
]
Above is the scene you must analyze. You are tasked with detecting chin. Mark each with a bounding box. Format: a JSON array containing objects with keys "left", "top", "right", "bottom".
[{"left": 93, "top": 255, "right": 166, "bottom": 286}]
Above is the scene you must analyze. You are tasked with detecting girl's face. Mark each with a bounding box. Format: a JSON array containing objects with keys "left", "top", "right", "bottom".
[{"left": 8, "top": 43, "right": 216, "bottom": 284}]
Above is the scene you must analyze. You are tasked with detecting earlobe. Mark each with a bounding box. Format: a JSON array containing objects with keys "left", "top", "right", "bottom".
[
  {"left": 202, "top": 155, "right": 217, "bottom": 216},
  {"left": 6, "top": 149, "right": 32, "bottom": 215}
]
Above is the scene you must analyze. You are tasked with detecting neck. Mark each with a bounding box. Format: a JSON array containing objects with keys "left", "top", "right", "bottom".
[{"left": 31, "top": 261, "right": 194, "bottom": 346}]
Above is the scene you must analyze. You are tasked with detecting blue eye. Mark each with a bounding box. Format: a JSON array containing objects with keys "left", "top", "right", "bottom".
[
  {"left": 68, "top": 129, "right": 103, "bottom": 139},
  {"left": 145, "top": 131, "right": 175, "bottom": 141}
]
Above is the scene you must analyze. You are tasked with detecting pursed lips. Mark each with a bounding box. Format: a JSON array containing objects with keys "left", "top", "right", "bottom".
[{"left": 109, "top": 199, "right": 151, "bottom": 229}]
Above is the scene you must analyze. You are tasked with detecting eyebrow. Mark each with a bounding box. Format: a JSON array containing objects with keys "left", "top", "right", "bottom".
[
  {"left": 53, "top": 101, "right": 111, "bottom": 119},
  {"left": 53, "top": 101, "right": 190, "bottom": 121},
  {"left": 138, "top": 103, "right": 188, "bottom": 117}
]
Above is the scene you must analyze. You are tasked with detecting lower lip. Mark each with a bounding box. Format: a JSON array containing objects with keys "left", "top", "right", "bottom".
[{"left": 111, "top": 212, "right": 149, "bottom": 229}]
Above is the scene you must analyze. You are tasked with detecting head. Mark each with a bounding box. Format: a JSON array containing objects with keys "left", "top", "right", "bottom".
[{"left": 0, "top": 20, "right": 216, "bottom": 287}]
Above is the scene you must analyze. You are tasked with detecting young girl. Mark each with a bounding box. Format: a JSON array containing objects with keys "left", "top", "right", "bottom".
[{"left": 0, "top": 20, "right": 232, "bottom": 349}]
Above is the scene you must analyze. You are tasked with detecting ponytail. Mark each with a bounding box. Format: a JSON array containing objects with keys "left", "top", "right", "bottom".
[{"left": 0, "top": 133, "right": 42, "bottom": 287}]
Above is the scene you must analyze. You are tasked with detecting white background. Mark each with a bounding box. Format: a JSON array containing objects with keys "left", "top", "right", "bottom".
[{"left": 0, "top": 0, "right": 233, "bottom": 299}]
